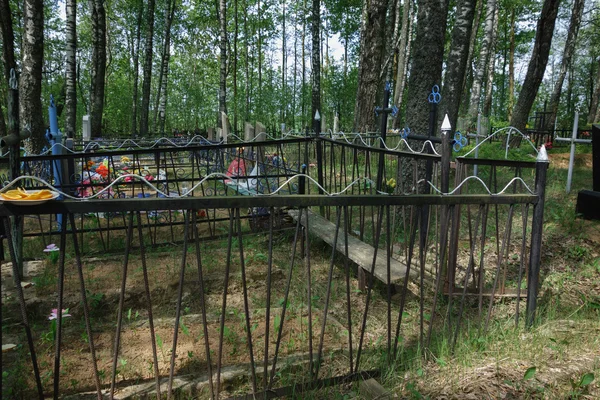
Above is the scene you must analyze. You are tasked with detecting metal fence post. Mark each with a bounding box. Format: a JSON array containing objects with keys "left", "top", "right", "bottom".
[
  {"left": 566, "top": 112, "right": 579, "bottom": 194},
  {"left": 526, "top": 146, "right": 549, "bottom": 327}
]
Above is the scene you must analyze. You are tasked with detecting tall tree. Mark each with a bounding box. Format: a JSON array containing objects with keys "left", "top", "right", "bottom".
[
  {"left": 0, "top": 0, "right": 18, "bottom": 139},
  {"left": 89, "top": 0, "right": 107, "bottom": 138},
  {"left": 20, "top": 0, "right": 45, "bottom": 153},
  {"left": 440, "top": 0, "right": 477, "bottom": 131},
  {"left": 156, "top": 0, "right": 178, "bottom": 135},
  {"left": 405, "top": 0, "right": 449, "bottom": 135},
  {"left": 130, "top": 0, "right": 143, "bottom": 137},
  {"left": 64, "top": 0, "right": 77, "bottom": 138},
  {"left": 509, "top": 0, "right": 561, "bottom": 136},
  {"left": 547, "top": 0, "right": 584, "bottom": 128},
  {"left": 219, "top": 0, "right": 227, "bottom": 117},
  {"left": 467, "top": 0, "right": 497, "bottom": 120},
  {"left": 507, "top": 8, "right": 516, "bottom": 120},
  {"left": 353, "top": 0, "right": 390, "bottom": 132},
  {"left": 590, "top": 57, "right": 600, "bottom": 123},
  {"left": 311, "top": 0, "right": 321, "bottom": 129},
  {"left": 139, "top": 0, "right": 156, "bottom": 137},
  {"left": 392, "top": 0, "right": 413, "bottom": 128},
  {"left": 482, "top": 6, "right": 499, "bottom": 117}
]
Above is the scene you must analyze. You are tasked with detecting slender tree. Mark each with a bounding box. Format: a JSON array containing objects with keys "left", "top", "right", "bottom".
[
  {"left": 65, "top": 0, "right": 77, "bottom": 138},
  {"left": 89, "top": 0, "right": 107, "bottom": 138},
  {"left": 392, "top": 0, "right": 413, "bottom": 128},
  {"left": 20, "top": 0, "right": 45, "bottom": 153},
  {"left": 547, "top": 0, "right": 584, "bottom": 128},
  {"left": 440, "top": 0, "right": 477, "bottom": 131},
  {"left": 157, "top": 0, "right": 178, "bottom": 135},
  {"left": 468, "top": 0, "right": 497, "bottom": 120},
  {"left": 311, "top": 0, "right": 321, "bottom": 129},
  {"left": 219, "top": 0, "right": 227, "bottom": 117},
  {"left": 139, "top": 0, "right": 156, "bottom": 137},
  {"left": 509, "top": 0, "right": 561, "bottom": 139},
  {"left": 0, "top": 0, "right": 18, "bottom": 139},
  {"left": 130, "top": 0, "right": 143, "bottom": 137},
  {"left": 483, "top": 6, "right": 499, "bottom": 117},
  {"left": 507, "top": 8, "right": 516, "bottom": 120}
]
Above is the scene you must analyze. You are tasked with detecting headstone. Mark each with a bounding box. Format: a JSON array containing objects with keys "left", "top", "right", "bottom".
[
  {"left": 244, "top": 122, "right": 255, "bottom": 142},
  {"left": 216, "top": 127, "right": 223, "bottom": 143},
  {"left": 82, "top": 115, "right": 91, "bottom": 141},
  {"left": 207, "top": 127, "right": 215, "bottom": 141},
  {"left": 320, "top": 114, "right": 327, "bottom": 134},
  {"left": 221, "top": 112, "right": 229, "bottom": 144}
]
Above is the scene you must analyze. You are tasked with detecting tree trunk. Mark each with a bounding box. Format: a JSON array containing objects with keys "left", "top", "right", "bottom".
[
  {"left": 157, "top": 0, "right": 177, "bottom": 135},
  {"left": 468, "top": 0, "right": 497, "bottom": 120},
  {"left": 405, "top": 0, "right": 449, "bottom": 136},
  {"left": 589, "top": 57, "right": 600, "bottom": 124},
  {"left": 311, "top": 0, "right": 320, "bottom": 130},
  {"left": 20, "top": 0, "right": 45, "bottom": 153},
  {"left": 460, "top": 0, "right": 483, "bottom": 117},
  {"left": 392, "top": 0, "right": 413, "bottom": 128},
  {"left": 281, "top": 0, "right": 286, "bottom": 128},
  {"left": 440, "top": 0, "right": 477, "bottom": 132},
  {"left": 139, "top": 0, "right": 156, "bottom": 137},
  {"left": 131, "top": 0, "right": 143, "bottom": 137},
  {"left": 301, "top": 0, "right": 307, "bottom": 127},
  {"left": 233, "top": 0, "right": 238, "bottom": 133},
  {"left": 89, "top": 0, "right": 106, "bottom": 139},
  {"left": 0, "top": 0, "right": 17, "bottom": 139},
  {"left": 509, "top": 0, "right": 561, "bottom": 140},
  {"left": 547, "top": 0, "right": 584, "bottom": 128},
  {"left": 65, "top": 0, "right": 77, "bottom": 138},
  {"left": 507, "top": 8, "right": 515, "bottom": 120},
  {"left": 219, "top": 0, "right": 227, "bottom": 118},
  {"left": 483, "top": 6, "right": 499, "bottom": 117},
  {"left": 353, "top": 0, "right": 390, "bottom": 133}
]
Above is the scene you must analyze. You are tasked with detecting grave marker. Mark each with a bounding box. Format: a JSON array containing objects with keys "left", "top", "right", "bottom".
[{"left": 575, "top": 124, "right": 599, "bottom": 220}]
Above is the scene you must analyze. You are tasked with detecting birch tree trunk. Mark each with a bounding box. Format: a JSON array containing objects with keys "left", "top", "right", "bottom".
[
  {"left": 507, "top": 8, "right": 515, "bottom": 120},
  {"left": 20, "top": 0, "right": 45, "bottom": 153},
  {"left": 311, "top": 0, "right": 320, "bottom": 129},
  {"left": 353, "top": 0, "right": 390, "bottom": 133},
  {"left": 509, "top": 0, "right": 561, "bottom": 138},
  {"left": 89, "top": 0, "right": 106, "bottom": 138},
  {"left": 233, "top": 0, "right": 238, "bottom": 133},
  {"left": 405, "top": 0, "right": 449, "bottom": 136},
  {"left": 547, "top": 0, "right": 584, "bottom": 128},
  {"left": 467, "top": 0, "right": 497, "bottom": 120},
  {"left": 440, "top": 0, "right": 477, "bottom": 131},
  {"left": 130, "top": 0, "right": 143, "bottom": 137},
  {"left": 219, "top": 0, "right": 228, "bottom": 117},
  {"left": 139, "top": 0, "right": 156, "bottom": 137},
  {"left": 65, "top": 0, "right": 77, "bottom": 138},
  {"left": 157, "top": 0, "right": 177, "bottom": 135},
  {"left": 483, "top": 6, "right": 499, "bottom": 117}
]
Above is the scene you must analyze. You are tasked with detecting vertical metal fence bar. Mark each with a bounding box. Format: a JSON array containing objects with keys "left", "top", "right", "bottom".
[
  {"left": 515, "top": 204, "right": 530, "bottom": 327},
  {"left": 68, "top": 213, "right": 103, "bottom": 399},
  {"left": 216, "top": 210, "right": 235, "bottom": 398},
  {"left": 263, "top": 210, "right": 274, "bottom": 390},
  {"left": 236, "top": 208, "right": 259, "bottom": 394},
  {"left": 53, "top": 215, "right": 67, "bottom": 399},
  {"left": 167, "top": 210, "right": 190, "bottom": 399},
  {"left": 109, "top": 212, "right": 135, "bottom": 399},
  {"left": 136, "top": 211, "right": 162, "bottom": 399},
  {"left": 304, "top": 207, "right": 315, "bottom": 377},
  {"left": 315, "top": 207, "right": 342, "bottom": 378},
  {"left": 343, "top": 206, "right": 354, "bottom": 374}
]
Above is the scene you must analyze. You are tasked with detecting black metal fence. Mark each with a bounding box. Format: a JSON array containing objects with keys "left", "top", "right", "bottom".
[{"left": 1, "top": 134, "right": 548, "bottom": 399}]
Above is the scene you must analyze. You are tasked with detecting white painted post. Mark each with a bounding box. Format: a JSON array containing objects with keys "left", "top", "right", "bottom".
[
  {"left": 82, "top": 115, "right": 91, "bottom": 141},
  {"left": 566, "top": 112, "right": 579, "bottom": 194},
  {"left": 505, "top": 128, "right": 512, "bottom": 160}
]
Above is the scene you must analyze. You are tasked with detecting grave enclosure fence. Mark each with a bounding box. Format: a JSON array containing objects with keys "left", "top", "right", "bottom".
[{"left": 0, "top": 135, "right": 548, "bottom": 399}]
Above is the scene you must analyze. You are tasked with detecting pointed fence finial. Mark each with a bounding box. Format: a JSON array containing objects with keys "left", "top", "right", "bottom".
[
  {"left": 537, "top": 144, "right": 549, "bottom": 162},
  {"left": 441, "top": 114, "right": 451, "bottom": 133}
]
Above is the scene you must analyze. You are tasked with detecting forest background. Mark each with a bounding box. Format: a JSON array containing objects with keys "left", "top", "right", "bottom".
[{"left": 0, "top": 0, "right": 599, "bottom": 153}]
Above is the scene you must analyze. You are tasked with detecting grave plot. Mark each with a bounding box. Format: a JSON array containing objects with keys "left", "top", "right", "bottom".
[{"left": 1, "top": 128, "right": 549, "bottom": 398}]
